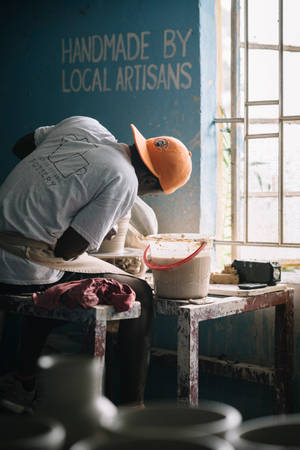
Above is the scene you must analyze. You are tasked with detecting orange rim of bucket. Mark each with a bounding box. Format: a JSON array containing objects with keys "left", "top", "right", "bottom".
[{"left": 143, "top": 241, "right": 207, "bottom": 271}]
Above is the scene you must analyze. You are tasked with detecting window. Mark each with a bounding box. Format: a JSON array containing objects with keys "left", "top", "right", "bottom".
[{"left": 215, "top": 0, "right": 300, "bottom": 271}]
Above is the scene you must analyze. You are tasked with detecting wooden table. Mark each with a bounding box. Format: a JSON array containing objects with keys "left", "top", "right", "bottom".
[
  {"left": 0, "top": 294, "right": 141, "bottom": 394},
  {"left": 154, "top": 284, "right": 294, "bottom": 413}
]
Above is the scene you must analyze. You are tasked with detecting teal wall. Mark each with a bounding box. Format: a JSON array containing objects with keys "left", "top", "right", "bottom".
[{"left": 0, "top": 0, "right": 218, "bottom": 234}]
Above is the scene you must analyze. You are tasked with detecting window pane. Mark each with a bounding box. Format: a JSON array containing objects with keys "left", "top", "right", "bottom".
[
  {"left": 239, "top": 48, "right": 245, "bottom": 112},
  {"left": 248, "top": 138, "right": 278, "bottom": 192},
  {"left": 283, "top": 123, "right": 300, "bottom": 243},
  {"left": 239, "top": 245, "right": 300, "bottom": 262},
  {"left": 216, "top": 122, "right": 245, "bottom": 242},
  {"left": 248, "top": 123, "right": 278, "bottom": 135},
  {"left": 283, "top": 123, "right": 300, "bottom": 192},
  {"left": 284, "top": 197, "right": 300, "bottom": 243},
  {"left": 248, "top": 105, "right": 279, "bottom": 134},
  {"left": 249, "top": 50, "right": 278, "bottom": 101},
  {"left": 249, "top": 105, "right": 278, "bottom": 119},
  {"left": 219, "top": 0, "right": 232, "bottom": 118},
  {"left": 283, "top": 52, "right": 300, "bottom": 116},
  {"left": 248, "top": 138, "right": 278, "bottom": 243},
  {"left": 283, "top": 0, "right": 300, "bottom": 46},
  {"left": 238, "top": 123, "right": 246, "bottom": 242},
  {"left": 248, "top": 197, "right": 278, "bottom": 243},
  {"left": 248, "top": 0, "right": 278, "bottom": 45}
]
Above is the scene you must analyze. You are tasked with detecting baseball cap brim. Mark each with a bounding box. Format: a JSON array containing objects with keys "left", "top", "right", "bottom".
[{"left": 130, "top": 124, "right": 159, "bottom": 177}]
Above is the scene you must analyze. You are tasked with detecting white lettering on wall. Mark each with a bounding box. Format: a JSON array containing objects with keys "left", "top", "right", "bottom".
[
  {"left": 61, "top": 29, "right": 193, "bottom": 93},
  {"left": 163, "top": 29, "right": 193, "bottom": 58}
]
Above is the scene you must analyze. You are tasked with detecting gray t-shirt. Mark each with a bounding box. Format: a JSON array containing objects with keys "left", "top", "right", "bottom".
[{"left": 0, "top": 116, "right": 138, "bottom": 284}]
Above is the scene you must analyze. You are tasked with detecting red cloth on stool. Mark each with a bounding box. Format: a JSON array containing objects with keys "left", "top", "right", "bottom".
[{"left": 32, "top": 278, "right": 136, "bottom": 312}]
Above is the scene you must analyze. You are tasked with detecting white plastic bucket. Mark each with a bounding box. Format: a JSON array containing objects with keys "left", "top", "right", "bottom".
[
  {"left": 99, "top": 212, "right": 131, "bottom": 254},
  {"left": 144, "top": 233, "right": 213, "bottom": 299}
]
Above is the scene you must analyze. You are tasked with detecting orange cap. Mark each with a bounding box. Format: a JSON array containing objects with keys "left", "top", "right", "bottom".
[{"left": 130, "top": 124, "right": 192, "bottom": 194}]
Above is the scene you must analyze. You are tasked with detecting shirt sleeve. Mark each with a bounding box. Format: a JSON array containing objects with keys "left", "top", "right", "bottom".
[
  {"left": 70, "top": 186, "right": 136, "bottom": 252},
  {"left": 130, "top": 196, "right": 158, "bottom": 235},
  {"left": 34, "top": 126, "right": 55, "bottom": 147}
]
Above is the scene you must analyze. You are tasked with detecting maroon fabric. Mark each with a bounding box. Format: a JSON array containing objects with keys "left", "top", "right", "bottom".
[{"left": 32, "top": 278, "right": 136, "bottom": 312}]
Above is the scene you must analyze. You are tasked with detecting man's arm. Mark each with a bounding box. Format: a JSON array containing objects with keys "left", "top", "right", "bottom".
[
  {"left": 13, "top": 132, "right": 36, "bottom": 160},
  {"left": 54, "top": 226, "right": 117, "bottom": 260},
  {"left": 54, "top": 227, "right": 90, "bottom": 260}
]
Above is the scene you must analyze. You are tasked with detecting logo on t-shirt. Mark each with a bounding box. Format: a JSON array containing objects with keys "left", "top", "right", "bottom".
[{"left": 48, "top": 135, "right": 91, "bottom": 177}]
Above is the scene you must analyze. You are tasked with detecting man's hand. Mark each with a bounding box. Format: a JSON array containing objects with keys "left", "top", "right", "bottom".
[
  {"left": 103, "top": 225, "right": 118, "bottom": 241},
  {"left": 13, "top": 133, "right": 36, "bottom": 160},
  {"left": 54, "top": 227, "right": 89, "bottom": 260}
]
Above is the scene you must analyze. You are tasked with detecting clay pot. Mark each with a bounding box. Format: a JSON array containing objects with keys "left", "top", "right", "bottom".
[
  {"left": 0, "top": 415, "right": 65, "bottom": 449},
  {"left": 37, "top": 355, "right": 118, "bottom": 449},
  {"left": 226, "top": 414, "right": 300, "bottom": 449},
  {"left": 99, "top": 400, "right": 242, "bottom": 441},
  {"left": 99, "top": 213, "right": 131, "bottom": 253},
  {"left": 70, "top": 434, "right": 234, "bottom": 450}
]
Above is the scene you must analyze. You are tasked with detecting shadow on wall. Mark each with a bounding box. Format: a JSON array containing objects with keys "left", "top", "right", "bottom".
[
  {"left": 282, "top": 272, "right": 300, "bottom": 411},
  {"left": 282, "top": 272, "right": 300, "bottom": 331}
]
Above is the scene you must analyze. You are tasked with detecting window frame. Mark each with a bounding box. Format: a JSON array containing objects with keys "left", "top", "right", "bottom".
[{"left": 215, "top": 0, "right": 300, "bottom": 255}]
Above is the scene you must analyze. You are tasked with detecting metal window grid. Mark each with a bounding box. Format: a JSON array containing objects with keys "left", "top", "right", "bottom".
[{"left": 214, "top": 0, "right": 300, "bottom": 248}]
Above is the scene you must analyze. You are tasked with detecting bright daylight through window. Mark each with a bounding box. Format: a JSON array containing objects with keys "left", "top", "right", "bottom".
[{"left": 215, "top": 0, "right": 300, "bottom": 273}]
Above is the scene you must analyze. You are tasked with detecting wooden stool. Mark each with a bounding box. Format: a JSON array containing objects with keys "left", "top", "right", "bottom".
[{"left": 0, "top": 294, "right": 141, "bottom": 394}]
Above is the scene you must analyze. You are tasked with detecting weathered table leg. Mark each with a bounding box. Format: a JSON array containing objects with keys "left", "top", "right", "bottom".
[
  {"left": 274, "top": 289, "right": 294, "bottom": 413},
  {"left": 84, "top": 317, "right": 107, "bottom": 396},
  {"left": 177, "top": 308, "right": 199, "bottom": 407}
]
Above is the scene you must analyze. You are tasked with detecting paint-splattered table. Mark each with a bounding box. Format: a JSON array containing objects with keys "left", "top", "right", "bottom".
[{"left": 154, "top": 284, "right": 294, "bottom": 413}]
